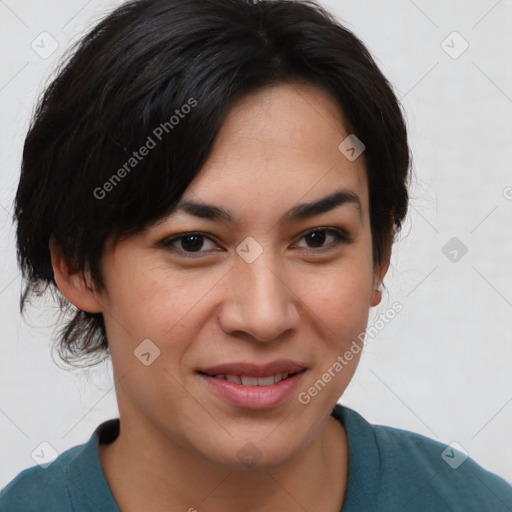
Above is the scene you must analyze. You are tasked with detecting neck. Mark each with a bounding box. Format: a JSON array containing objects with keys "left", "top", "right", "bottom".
[{"left": 99, "top": 412, "right": 348, "bottom": 512}]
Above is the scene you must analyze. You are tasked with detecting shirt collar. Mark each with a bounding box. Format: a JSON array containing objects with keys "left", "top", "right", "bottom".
[
  {"left": 66, "top": 419, "right": 121, "bottom": 512},
  {"left": 64, "top": 406, "right": 374, "bottom": 512}
]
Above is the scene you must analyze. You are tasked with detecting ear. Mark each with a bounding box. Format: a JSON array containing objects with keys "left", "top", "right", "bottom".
[
  {"left": 370, "top": 221, "right": 394, "bottom": 307},
  {"left": 49, "top": 237, "right": 103, "bottom": 313}
]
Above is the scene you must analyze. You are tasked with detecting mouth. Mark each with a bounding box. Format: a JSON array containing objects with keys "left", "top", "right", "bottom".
[
  {"left": 196, "top": 361, "right": 308, "bottom": 410},
  {"left": 197, "top": 369, "right": 306, "bottom": 387}
]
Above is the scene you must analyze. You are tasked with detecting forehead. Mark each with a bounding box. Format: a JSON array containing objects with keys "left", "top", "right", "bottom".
[{"left": 186, "top": 81, "right": 368, "bottom": 213}]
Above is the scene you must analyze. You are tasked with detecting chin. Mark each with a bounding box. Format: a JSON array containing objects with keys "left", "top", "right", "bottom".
[{"left": 194, "top": 432, "right": 302, "bottom": 471}]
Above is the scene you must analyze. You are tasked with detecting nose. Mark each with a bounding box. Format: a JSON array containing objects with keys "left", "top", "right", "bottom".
[{"left": 217, "top": 253, "right": 301, "bottom": 343}]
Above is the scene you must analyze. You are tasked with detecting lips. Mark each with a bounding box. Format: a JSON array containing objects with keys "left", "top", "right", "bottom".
[
  {"left": 198, "top": 368, "right": 306, "bottom": 410},
  {"left": 197, "top": 360, "right": 308, "bottom": 409},
  {"left": 210, "top": 373, "right": 292, "bottom": 386},
  {"left": 197, "top": 360, "right": 307, "bottom": 379}
]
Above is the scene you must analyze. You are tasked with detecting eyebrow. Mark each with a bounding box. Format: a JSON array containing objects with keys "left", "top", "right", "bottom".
[{"left": 172, "top": 188, "right": 362, "bottom": 224}]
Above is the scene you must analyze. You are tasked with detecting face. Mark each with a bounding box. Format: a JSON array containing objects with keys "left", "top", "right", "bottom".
[{"left": 90, "top": 82, "right": 387, "bottom": 468}]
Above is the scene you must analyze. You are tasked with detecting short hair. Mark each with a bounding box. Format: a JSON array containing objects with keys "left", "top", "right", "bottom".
[{"left": 14, "top": 0, "right": 411, "bottom": 366}]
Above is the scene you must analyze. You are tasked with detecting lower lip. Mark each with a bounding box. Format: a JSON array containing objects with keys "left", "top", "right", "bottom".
[{"left": 198, "top": 371, "right": 306, "bottom": 410}]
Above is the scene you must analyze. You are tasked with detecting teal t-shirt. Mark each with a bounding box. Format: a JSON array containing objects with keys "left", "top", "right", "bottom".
[{"left": 1, "top": 405, "right": 511, "bottom": 511}]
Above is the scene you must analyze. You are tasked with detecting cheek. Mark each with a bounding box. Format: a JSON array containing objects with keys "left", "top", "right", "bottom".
[
  {"left": 302, "top": 258, "right": 374, "bottom": 336},
  {"left": 293, "top": 268, "right": 372, "bottom": 411},
  {"left": 293, "top": 248, "right": 374, "bottom": 381},
  {"left": 101, "top": 262, "right": 230, "bottom": 372},
  {"left": 100, "top": 266, "right": 211, "bottom": 426}
]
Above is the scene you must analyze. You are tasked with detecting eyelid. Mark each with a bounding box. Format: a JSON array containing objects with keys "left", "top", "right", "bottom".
[
  {"left": 297, "top": 226, "right": 351, "bottom": 243},
  {"left": 159, "top": 231, "right": 221, "bottom": 257},
  {"left": 291, "top": 227, "right": 352, "bottom": 253}
]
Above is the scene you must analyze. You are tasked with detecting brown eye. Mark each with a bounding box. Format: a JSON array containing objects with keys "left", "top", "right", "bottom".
[
  {"left": 295, "top": 228, "right": 350, "bottom": 250},
  {"left": 162, "top": 232, "right": 218, "bottom": 256},
  {"left": 305, "top": 230, "right": 328, "bottom": 248},
  {"left": 179, "top": 234, "right": 205, "bottom": 252}
]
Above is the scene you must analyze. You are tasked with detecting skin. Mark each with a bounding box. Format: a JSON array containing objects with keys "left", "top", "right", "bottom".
[{"left": 51, "top": 81, "right": 391, "bottom": 512}]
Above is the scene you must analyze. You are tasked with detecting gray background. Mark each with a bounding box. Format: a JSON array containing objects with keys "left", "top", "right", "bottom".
[{"left": 1, "top": 0, "right": 511, "bottom": 486}]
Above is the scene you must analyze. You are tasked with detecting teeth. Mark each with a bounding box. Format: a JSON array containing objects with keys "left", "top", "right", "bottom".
[
  {"left": 226, "top": 374, "right": 241, "bottom": 384},
  {"left": 241, "top": 376, "right": 258, "bottom": 386},
  {"left": 210, "top": 373, "right": 293, "bottom": 386},
  {"left": 257, "top": 375, "right": 275, "bottom": 386}
]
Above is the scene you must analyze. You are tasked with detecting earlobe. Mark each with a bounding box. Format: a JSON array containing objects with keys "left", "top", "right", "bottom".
[
  {"left": 370, "top": 284, "right": 383, "bottom": 307},
  {"left": 49, "top": 238, "right": 103, "bottom": 313},
  {"left": 370, "top": 221, "right": 393, "bottom": 307}
]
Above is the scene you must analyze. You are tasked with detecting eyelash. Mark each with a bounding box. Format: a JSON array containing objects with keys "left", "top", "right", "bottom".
[{"left": 160, "top": 227, "right": 351, "bottom": 258}]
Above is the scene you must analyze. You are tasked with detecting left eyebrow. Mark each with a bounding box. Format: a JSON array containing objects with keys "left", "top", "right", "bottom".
[
  {"left": 282, "top": 189, "right": 362, "bottom": 222},
  {"left": 172, "top": 188, "right": 362, "bottom": 224}
]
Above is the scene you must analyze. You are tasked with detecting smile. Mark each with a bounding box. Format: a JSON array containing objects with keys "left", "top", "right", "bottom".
[
  {"left": 198, "top": 369, "right": 307, "bottom": 410},
  {"left": 206, "top": 372, "right": 297, "bottom": 386}
]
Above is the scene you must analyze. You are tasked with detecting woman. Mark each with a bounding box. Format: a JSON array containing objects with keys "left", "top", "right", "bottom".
[{"left": 1, "top": 0, "right": 511, "bottom": 510}]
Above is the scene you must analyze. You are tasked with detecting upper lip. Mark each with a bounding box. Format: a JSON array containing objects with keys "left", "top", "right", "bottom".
[{"left": 197, "top": 360, "right": 307, "bottom": 378}]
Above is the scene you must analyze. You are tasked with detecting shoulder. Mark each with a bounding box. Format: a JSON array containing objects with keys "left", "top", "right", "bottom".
[
  {"left": 0, "top": 444, "right": 83, "bottom": 511},
  {"left": 0, "top": 418, "right": 120, "bottom": 512},
  {"left": 377, "top": 423, "right": 512, "bottom": 510},
  {"left": 335, "top": 405, "right": 512, "bottom": 511}
]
